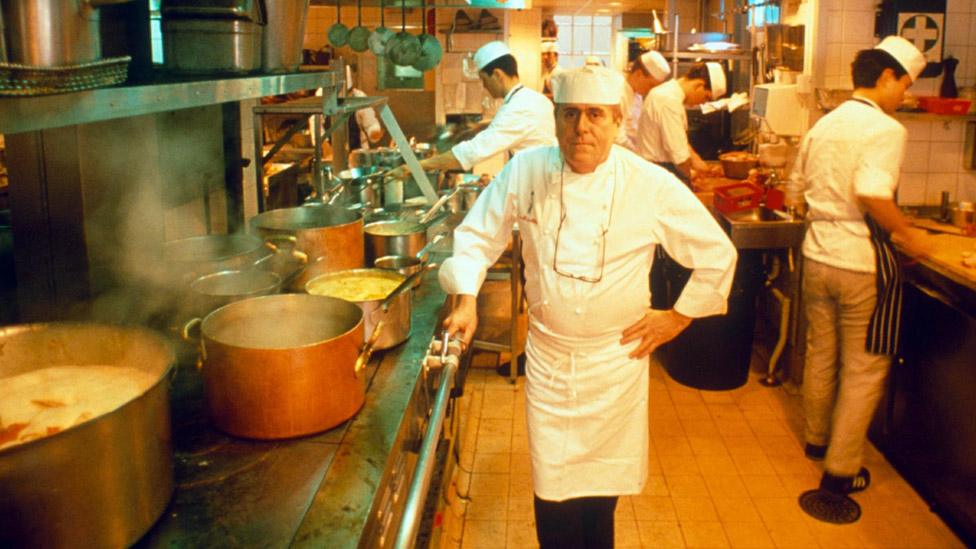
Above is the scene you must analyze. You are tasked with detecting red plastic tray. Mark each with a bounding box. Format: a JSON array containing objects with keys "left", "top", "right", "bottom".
[
  {"left": 714, "top": 182, "right": 762, "bottom": 214},
  {"left": 917, "top": 96, "right": 973, "bottom": 115}
]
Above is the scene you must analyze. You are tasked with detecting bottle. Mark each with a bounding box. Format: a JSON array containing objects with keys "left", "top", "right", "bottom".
[{"left": 940, "top": 56, "right": 959, "bottom": 99}]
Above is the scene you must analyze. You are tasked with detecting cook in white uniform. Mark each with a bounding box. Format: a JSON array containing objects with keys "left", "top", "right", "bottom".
[
  {"left": 439, "top": 66, "right": 736, "bottom": 548},
  {"left": 786, "top": 36, "right": 933, "bottom": 498},
  {"left": 617, "top": 50, "right": 671, "bottom": 151},
  {"left": 389, "top": 41, "right": 556, "bottom": 180},
  {"left": 636, "top": 61, "right": 726, "bottom": 183},
  {"left": 541, "top": 40, "right": 562, "bottom": 100}
]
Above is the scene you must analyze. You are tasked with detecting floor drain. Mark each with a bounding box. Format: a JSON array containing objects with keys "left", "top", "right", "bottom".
[{"left": 799, "top": 489, "right": 861, "bottom": 524}]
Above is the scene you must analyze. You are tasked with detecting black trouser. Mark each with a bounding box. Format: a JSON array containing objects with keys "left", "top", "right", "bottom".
[{"left": 534, "top": 494, "right": 618, "bottom": 549}]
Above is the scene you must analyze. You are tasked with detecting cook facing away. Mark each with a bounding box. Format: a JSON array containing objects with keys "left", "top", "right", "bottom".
[
  {"left": 438, "top": 66, "right": 737, "bottom": 548},
  {"left": 388, "top": 41, "right": 556, "bottom": 180}
]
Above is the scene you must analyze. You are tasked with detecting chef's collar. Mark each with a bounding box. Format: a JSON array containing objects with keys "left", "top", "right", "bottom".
[
  {"left": 552, "top": 147, "right": 616, "bottom": 177},
  {"left": 851, "top": 95, "right": 881, "bottom": 111},
  {"left": 503, "top": 83, "right": 524, "bottom": 104}
]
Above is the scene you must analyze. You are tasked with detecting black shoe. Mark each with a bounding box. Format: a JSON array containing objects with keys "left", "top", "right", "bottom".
[
  {"left": 496, "top": 353, "right": 526, "bottom": 377},
  {"left": 804, "top": 443, "right": 827, "bottom": 461},
  {"left": 820, "top": 467, "right": 871, "bottom": 495}
]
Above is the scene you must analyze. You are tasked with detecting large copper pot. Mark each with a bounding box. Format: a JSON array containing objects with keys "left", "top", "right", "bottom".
[
  {"left": 188, "top": 294, "right": 377, "bottom": 439},
  {"left": 249, "top": 204, "right": 364, "bottom": 290},
  {"left": 0, "top": 323, "right": 175, "bottom": 549}
]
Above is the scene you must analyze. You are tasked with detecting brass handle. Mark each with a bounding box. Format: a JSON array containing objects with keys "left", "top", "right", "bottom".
[{"left": 354, "top": 320, "right": 385, "bottom": 378}]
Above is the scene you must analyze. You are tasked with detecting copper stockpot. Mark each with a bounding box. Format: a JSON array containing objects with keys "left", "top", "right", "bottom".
[
  {"left": 249, "top": 204, "right": 365, "bottom": 290},
  {"left": 186, "top": 294, "right": 378, "bottom": 440}
]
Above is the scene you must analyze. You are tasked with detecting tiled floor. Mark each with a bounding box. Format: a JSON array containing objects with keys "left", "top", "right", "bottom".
[{"left": 451, "top": 353, "right": 965, "bottom": 548}]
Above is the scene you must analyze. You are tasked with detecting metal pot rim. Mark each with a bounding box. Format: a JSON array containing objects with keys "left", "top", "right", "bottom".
[
  {"left": 250, "top": 205, "right": 363, "bottom": 232},
  {"left": 190, "top": 269, "right": 281, "bottom": 297},
  {"left": 163, "top": 233, "right": 265, "bottom": 263},
  {"left": 364, "top": 219, "right": 426, "bottom": 236}
]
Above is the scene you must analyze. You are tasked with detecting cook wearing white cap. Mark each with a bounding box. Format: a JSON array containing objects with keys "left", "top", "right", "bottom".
[
  {"left": 786, "top": 37, "right": 933, "bottom": 507},
  {"left": 635, "top": 61, "right": 726, "bottom": 183},
  {"left": 617, "top": 50, "right": 671, "bottom": 151},
  {"left": 541, "top": 39, "right": 562, "bottom": 99},
  {"left": 389, "top": 40, "right": 555, "bottom": 181},
  {"left": 440, "top": 65, "right": 736, "bottom": 548}
]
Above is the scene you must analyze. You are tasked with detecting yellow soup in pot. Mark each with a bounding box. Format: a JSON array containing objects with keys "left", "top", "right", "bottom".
[{"left": 307, "top": 274, "right": 402, "bottom": 302}]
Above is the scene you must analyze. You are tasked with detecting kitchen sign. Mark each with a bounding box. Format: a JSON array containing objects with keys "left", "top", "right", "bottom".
[{"left": 877, "top": 0, "right": 946, "bottom": 78}]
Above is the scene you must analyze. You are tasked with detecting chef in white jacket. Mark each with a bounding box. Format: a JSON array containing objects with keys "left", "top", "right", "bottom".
[
  {"left": 617, "top": 50, "right": 671, "bottom": 151},
  {"left": 389, "top": 41, "right": 556, "bottom": 180},
  {"left": 439, "top": 66, "right": 737, "bottom": 548}
]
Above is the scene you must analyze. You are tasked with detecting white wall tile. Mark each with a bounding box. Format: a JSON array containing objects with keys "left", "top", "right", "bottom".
[
  {"left": 945, "top": 12, "right": 971, "bottom": 47},
  {"left": 932, "top": 120, "right": 965, "bottom": 142},
  {"left": 826, "top": 44, "right": 844, "bottom": 77},
  {"left": 970, "top": 12, "right": 976, "bottom": 38},
  {"left": 842, "top": 0, "right": 874, "bottom": 12},
  {"left": 927, "top": 172, "right": 960, "bottom": 203},
  {"left": 912, "top": 78, "right": 939, "bottom": 96},
  {"left": 930, "top": 140, "right": 964, "bottom": 169},
  {"left": 840, "top": 43, "right": 863, "bottom": 67},
  {"left": 842, "top": 11, "right": 875, "bottom": 44},
  {"left": 903, "top": 119, "right": 932, "bottom": 141},
  {"left": 898, "top": 172, "right": 928, "bottom": 204},
  {"left": 826, "top": 12, "right": 844, "bottom": 45},
  {"left": 958, "top": 172, "right": 976, "bottom": 201},
  {"left": 947, "top": 0, "right": 967, "bottom": 14},
  {"left": 822, "top": 0, "right": 843, "bottom": 10},
  {"left": 902, "top": 146, "right": 931, "bottom": 172}
]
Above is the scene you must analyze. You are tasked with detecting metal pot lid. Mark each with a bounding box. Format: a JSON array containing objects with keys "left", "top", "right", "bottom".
[
  {"left": 251, "top": 204, "right": 363, "bottom": 231},
  {"left": 163, "top": 234, "right": 265, "bottom": 263}
]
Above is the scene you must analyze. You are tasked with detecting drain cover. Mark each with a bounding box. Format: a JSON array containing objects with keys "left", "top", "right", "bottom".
[{"left": 799, "top": 489, "right": 861, "bottom": 524}]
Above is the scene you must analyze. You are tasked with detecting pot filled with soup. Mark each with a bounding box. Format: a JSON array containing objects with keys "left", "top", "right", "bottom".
[{"left": 0, "top": 322, "right": 175, "bottom": 548}]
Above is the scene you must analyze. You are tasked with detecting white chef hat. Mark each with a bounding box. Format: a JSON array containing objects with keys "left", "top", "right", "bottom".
[
  {"left": 474, "top": 41, "right": 511, "bottom": 71},
  {"left": 584, "top": 55, "right": 604, "bottom": 67},
  {"left": 541, "top": 40, "right": 558, "bottom": 54},
  {"left": 639, "top": 50, "right": 670, "bottom": 81},
  {"left": 875, "top": 35, "right": 926, "bottom": 81},
  {"left": 705, "top": 62, "right": 727, "bottom": 98},
  {"left": 552, "top": 65, "right": 626, "bottom": 105}
]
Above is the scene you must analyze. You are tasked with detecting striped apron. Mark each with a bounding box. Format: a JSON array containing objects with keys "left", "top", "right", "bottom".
[{"left": 864, "top": 215, "right": 902, "bottom": 355}]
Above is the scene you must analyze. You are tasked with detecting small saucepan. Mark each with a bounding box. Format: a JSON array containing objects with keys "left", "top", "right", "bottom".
[
  {"left": 374, "top": 233, "right": 444, "bottom": 287},
  {"left": 364, "top": 211, "right": 450, "bottom": 262}
]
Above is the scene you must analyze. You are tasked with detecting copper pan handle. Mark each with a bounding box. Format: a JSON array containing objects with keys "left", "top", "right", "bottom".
[{"left": 354, "top": 320, "right": 385, "bottom": 378}]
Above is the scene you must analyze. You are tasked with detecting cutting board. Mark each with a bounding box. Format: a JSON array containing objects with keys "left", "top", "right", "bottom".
[
  {"left": 923, "top": 234, "right": 976, "bottom": 284},
  {"left": 911, "top": 217, "right": 968, "bottom": 236}
]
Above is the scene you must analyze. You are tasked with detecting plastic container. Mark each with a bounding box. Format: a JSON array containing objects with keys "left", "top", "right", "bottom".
[
  {"left": 714, "top": 182, "right": 763, "bottom": 214},
  {"left": 917, "top": 96, "right": 973, "bottom": 115}
]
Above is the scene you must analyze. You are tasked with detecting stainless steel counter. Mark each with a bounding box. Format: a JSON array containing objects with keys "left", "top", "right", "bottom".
[{"left": 136, "top": 268, "right": 448, "bottom": 548}]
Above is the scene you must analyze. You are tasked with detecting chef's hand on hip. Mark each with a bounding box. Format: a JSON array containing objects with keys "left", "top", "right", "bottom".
[
  {"left": 444, "top": 294, "right": 479, "bottom": 347},
  {"left": 620, "top": 309, "right": 693, "bottom": 358}
]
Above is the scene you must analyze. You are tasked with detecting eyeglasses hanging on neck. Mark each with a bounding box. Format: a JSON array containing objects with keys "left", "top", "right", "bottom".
[{"left": 552, "top": 162, "right": 616, "bottom": 283}]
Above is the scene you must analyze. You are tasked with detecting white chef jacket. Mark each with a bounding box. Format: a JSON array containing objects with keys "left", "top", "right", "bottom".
[
  {"left": 350, "top": 87, "right": 382, "bottom": 149},
  {"left": 616, "top": 82, "right": 643, "bottom": 151},
  {"left": 439, "top": 145, "right": 737, "bottom": 500},
  {"left": 637, "top": 79, "right": 691, "bottom": 165},
  {"left": 451, "top": 84, "right": 557, "bottom": 171},
  {"left": 787, "top": 98, "right": 906, "bottom": 273},
  {"left": 542, "top": 63, "right": 563, "bottom": 97}
]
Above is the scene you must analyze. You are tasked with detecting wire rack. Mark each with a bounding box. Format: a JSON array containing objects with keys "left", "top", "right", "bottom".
[{"left": 0, "top": 56, "right": 130, "bottom": 97}]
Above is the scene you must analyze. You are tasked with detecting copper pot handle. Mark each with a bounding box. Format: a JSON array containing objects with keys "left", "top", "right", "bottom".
[
  {"left": 180, "top": 318, "right": 206, "bottom": 369},
  {"left": 354, "top": 320, "right": 385, "bottom": 378},
  {"left": 380, "top": 262, "right": 438, "bottom": 312}
]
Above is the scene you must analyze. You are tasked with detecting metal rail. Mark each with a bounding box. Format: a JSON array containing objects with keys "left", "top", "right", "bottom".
[{"left": 393, "top": 360, "right": 458, "bottom": 549}]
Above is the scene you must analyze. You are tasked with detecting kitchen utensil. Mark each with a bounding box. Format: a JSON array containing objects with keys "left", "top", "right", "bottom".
[
  {"left": 374, "top": 233, "right": 444, "bottom": 286},
  {"left": 348, "top": 0, "right": 369, "bottom": 52},
  {"left": 249, "top": 204, "right": 365, "bottom": 290},
  {"left": 163, "top": 233, "right": 273, "bottom": 283},
  {"left": 262, "top": 0, "right": 310, "bottom": 72},
  {"left": 328, "top": 0, "right": 349, "bottom": 47},
  {"left": 719, "top": 151, "right": 759, "bottom": 179},
  {"left": 185, "top": 294, "right": 377, "bottom": 439},
  {"left": 189, "top": 269, "right": 282, "bottom": 317},
  {"left": 161, "top": 0, "right": 265, "bottom": 74},
  {"left": 421, "top": 186, "right": 458, "bottom": 223},
  {"left": 950, "top": 202, "right": 975, "bottom": 229},
  {"left": 412, "top": 0, "right": 442, "bottom": 72},
  {"left": 0, "top": 323, "right": 175, "bottom": 548},
  {"left": 714, "top": 182, "right": 763, "bottom": 214},
  {"left": 306, "top": 268, "right": 408, "bottom": 349},
  {"left": 386, "top": 0, "right": 420, "bottom": 66},
  {"left": 364, "top": 212, "right": 449, "bottom": 261},
  {"left": 368, "top": 0, "right": 394, "bottom": 56},
  {"left": 917, "top": 96, "right": 973, "bottom": 115}
]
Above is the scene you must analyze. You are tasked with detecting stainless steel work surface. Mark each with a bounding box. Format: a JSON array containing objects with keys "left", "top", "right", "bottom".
[{"left": 135, "top": 268, "right": 447, "bottom": 548}]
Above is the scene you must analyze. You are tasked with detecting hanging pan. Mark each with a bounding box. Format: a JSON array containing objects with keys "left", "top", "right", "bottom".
[
  {"left": 328, "top": 0, "right": 349, "bottom": 48},
  {"left": 412, "top": 0, "right": 442, "bottom": 72},
  {"left": 348, "top": 0, "right": 370, "bottom": 52},
  {"left": 386, "top": 0, "right": 420, "bottom": 67},
  {"left": 368, "top": 0, "right": 394, "bottom": 55}
]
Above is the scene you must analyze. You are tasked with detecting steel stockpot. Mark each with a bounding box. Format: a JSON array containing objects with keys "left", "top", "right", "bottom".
[
  {"left": 0, "top": 323, "right": 175, "bottom": 549},
  {"left": 186, "top": 294, "right": 378, "bottom": 440}
]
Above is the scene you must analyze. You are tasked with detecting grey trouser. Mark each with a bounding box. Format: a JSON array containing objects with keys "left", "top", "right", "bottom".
[{"left": 802, "top": 258, "right": 892, "bottom": 477}]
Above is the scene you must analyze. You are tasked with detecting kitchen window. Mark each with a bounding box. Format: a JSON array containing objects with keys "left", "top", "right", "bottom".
[{"left": 553, "top": 15, "right": 613, "bottom": 68}]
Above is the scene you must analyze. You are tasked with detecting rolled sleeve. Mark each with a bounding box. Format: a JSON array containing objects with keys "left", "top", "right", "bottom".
[
  {"left": 451, "top": 107, "right": 538, "bottom": 170},
  {"left": 659, "top": 104, "right": 691, "bottom": 165},
  {"left": 854, "top": 127, "right": 905, "bottom": 199}
]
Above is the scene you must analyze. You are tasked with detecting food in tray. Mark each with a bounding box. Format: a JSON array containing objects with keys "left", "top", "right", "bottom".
[
  {"left": 307, "top": 274, "right": 402, "bottom": 301},
  {"left": 0, "top": 366, "right": 156, "bottom": 451}
]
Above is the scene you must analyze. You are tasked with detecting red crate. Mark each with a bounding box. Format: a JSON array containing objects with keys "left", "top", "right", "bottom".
[
  {"left": 917, "top": 96, "right": 973, "bottom": 115},
  {"left": 714, "top": 182, "right": 763, "bottom": 214}
]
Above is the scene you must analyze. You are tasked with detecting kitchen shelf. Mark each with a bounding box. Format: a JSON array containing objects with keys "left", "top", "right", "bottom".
[
  {"left": 665, "top": 51, "right": 752, "bottom": 61},
  {"left": 253, "top": 94, "right": 387, "bottom": 116},
  {"left": 893, "top": 110, "right": 976, "bottom": 122},
  {"left": 0, "top": 70, "right": 339, "bottom": 135}
]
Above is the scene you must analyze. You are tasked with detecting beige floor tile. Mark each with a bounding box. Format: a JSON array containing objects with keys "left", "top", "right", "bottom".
[
  {"left": 887, "top": 515, "right": 967, "bottom": 548},
  {"left": 741, "top": 405, "right": 779, "bottom": 421},
  {"left": 641, "top": 474, "right": 671, "bottom": 496},
  {"left": 688, "top": 435, "right": 730, "bottom": 456},
  {"left": 466, "top": 494, "right": 510, "bottom": 521},
  {"left": 713, "top": 420, "right": 757, "bottom": 438},
  {"left": 722, "top": 435, "right": 763, "bottom": 455},
  {"left": 506, "top": 492, "right": 534, "bottom": 522},
  {"left": 680, "top": 521, "right": 730, "bottom": 548},
  {"left": 722, "top": 521, "right": 776, "bottom": 548},
  {"left": 615, "top": 519, "right": 644, "bottom": 548},
  {"left": 470, "top": 473, "right": 510, "bottom": 496},
  {"left": 660, "top": 453, "right": 703, "bottom": 475},
  {"left": 476, "top": 433, "right": 512, "bottom": 454},
  {"left": 745, "top": 418, "right": 791, "bottom": 438},
  {"left": 472, "top": 452, "right": 510, "bottom": 474},
  {"left": 700, "top": 390, "right": 735, "bottom": 404},
  {"left": 682, "top": 418, "right": 722, "bottom": 437},
  {"left": 511, "top": 434, "right": 530, "bottom": 454},
  {"left": 847, "top": 520, "right": 906, "bottom": 548},
  {"left": 509, "top": 455, "right": 532, "bottom": 476},
  {"left": 655, "top": 436, "right": 696, "bottom": 456},
  {"left": 676, "top": 403, "right": 712, "bottom": 420},
  {"left": 615, "top": 496, "right": 636, "bottom": 521},
  {"left": 707, "top": 403, "right": 747, "bottom": 421},
  {"left": 481, "top": 389, "right": 515, "bottom": 419},
  {"left": 740, "top": 475, "right": 787, "bottom": 499},
  {"left": 672, "top": 496, "right": 719, "bottom": 522},
  {"left": 508, "top": 474, "right": 534, "bottom": 498},
  {"left": 712, "top": 497, "right": 762, "bottom": 523},
  {"left": 696, "top": 453, "right": 741, "bottom": 476},
  {"left": 764, "top": 521, "right": 818, "bottom": 548},
  {"left": 731, "top": 453, "right": 775, "bottom": 476},
  {"left": 766, "top": 453, "right": 821, "bottom": 477},
  {"left": 637, "top": 520, "right": 687, "bottom": 548},
  {"left": 461, "top": 520, "right": 507, "bottom": 548},
  {"left": 803, "top": 518, "right": 877, "bottom": 549},
  {"left": 776, "top": 473, "right": 821, "bottom": 494},
  {"left": 506, "top": 520, "right": 538, "bottom": 549},
  {"left": 755, "top": 435, "right": 804, "bottom": 457},
  {"left": 751, "top": 497, "right": 807, "bottom": 524},
  {"left": 651, "top": 416, "right": 689, "bottom": 437},
  {"left": 703, "top": 475, "right": 748, "bottom": 498},
  {"left": 632, "top": 495, "right": 678, "bottom": 521},
  {"left": 666, "top": 474, "right": 710, "bottom": 497}
]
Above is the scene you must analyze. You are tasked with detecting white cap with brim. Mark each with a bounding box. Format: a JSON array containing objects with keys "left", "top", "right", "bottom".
[
  {"left": 875, "top": 35, "right": 926, "bottom": 81},
  {"left": 706, "top": 62, "right": 727, "bottom": 98},
  {"left": 474, "top": 41, "right": 511, "bottom": 71},
  {"left": 541, "top": 41, "right": 558, "bottom": 54},
  {"left": 552, "top": 66, "right": 626, "bottom": 105},
  {"left": 639, "top": 50, "right": 671, "bottom": 81}
]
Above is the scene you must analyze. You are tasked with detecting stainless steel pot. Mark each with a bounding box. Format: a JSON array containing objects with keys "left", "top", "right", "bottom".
[
  {"left": 250, "top": 204, "right": 365, "bottom": 290},
  {"left": 335, "top": 166, "right": 383, "bottom": 209},
  {"left": 0, "top": 323, "right": 175, "bottom": 548},
  {"left": 188, "top": 294, "right": 377, "bottom": 439},
  {"left": 364, "top": 213, "right": 448, "bottom": 261},
  {"left": 163, "top": 233, "right": 272, "bottom": 283},
  {"left": 189, "top": 269, "right": 281, "bottom": 317},
  {"left": 162, "top": 17, "right": 263, "bottom": 74},
  {"left": 261, "top": 0, "right": 309, "bottom": 72},
  {"left": 2, "top": 0, "right": 133, "bottom": 66},
  {"left": 374, "top": 233, "right": 443, "bottom": 287}
]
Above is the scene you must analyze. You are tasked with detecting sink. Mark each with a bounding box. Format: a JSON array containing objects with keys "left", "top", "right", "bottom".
[{"left": 714, "top": 206, "right": 806, "bottom": 249}]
